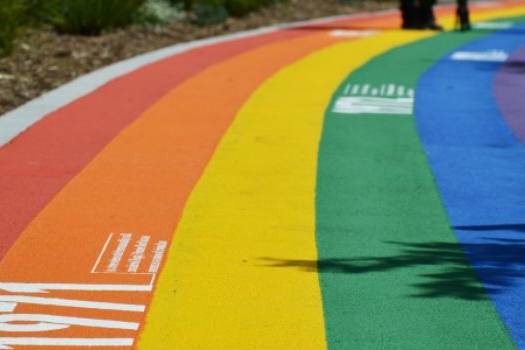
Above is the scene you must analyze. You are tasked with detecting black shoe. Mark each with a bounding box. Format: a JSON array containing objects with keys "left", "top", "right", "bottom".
[
  {"left": 456, "top": 7, "right": 471, "bottom": 31},
  {"left": 425, "top": 22, "right": 444, "bottom": 31}
]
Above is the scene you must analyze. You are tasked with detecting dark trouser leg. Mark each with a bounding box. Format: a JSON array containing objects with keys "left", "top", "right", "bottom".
[
  {"left": 419, "top": 0, "right": 443, "bottom": 30},
  {"left": 457, "top": 0, "right": 471, "bottom": 31},
  {"left": 400, "top": 0, "right": 417, "bottom": 28}
]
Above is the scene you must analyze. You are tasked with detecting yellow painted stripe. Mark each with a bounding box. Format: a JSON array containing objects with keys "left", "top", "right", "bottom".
[
  {"left": 138, "top": 30, "right": 434, "bottom": 349},
  {"left": 139, "top": 6, "right": 525, "bottom": 349},
  {"left": 441, "top": 3, "right": 525, "bottom": 28}
]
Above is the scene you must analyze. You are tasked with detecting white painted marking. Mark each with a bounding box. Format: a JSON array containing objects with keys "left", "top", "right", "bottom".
[
  {"left": 128, "top": 235, "right": 150, "bottom": 273},
  {"left": 0, "top": 314, "right": 139, "bottom": 332},
  {"left": 386, "top": 83, "right": 396, "bottom": 96},
  {"left": 333, "top": 96, "right": 413, "bottom": 115},
  {"left": 473, "top": 21, "right": 513, "bottom": 29},
  {"left": 0, "top": 321, "right": 69, "bottom": 333},
  {"left": 330, "top": 29, "right": 376, "bottom": 37},
  {"left": 0, "top": 337, "right": 133, "bottom": 348},
  {"left": 108, "top": 233, "right": 131, "bottom": 272},
  {"left": 91, "top": 233, "right": 114, "bottom": 273},
  {"left": 0, "top": 9, "right": 397, "bottom": 147},
  {"left": 0, "top": 295, "right": 145, "bottom": 312},
  {"left": 397, "top": 85, "right": 405, "bottom": 96},
  {"left": 0, "top": 282, "right": 152, "bottom": 293},
  {"left": 451, "top": 50, "right": 509, "bottom": 62},
  {"left": 149, "top": 241, "right": 168, "bottom": 273},
  {"left": 0, "top": 303, "right": 16, "bottom": 313}
]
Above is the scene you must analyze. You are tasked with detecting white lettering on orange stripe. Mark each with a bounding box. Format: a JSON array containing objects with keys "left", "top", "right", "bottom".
[
  {"left": 0, "top": 314, "right": 139, "bottom": 332},
  {"left": 128, "top": 235, "right": 150, "bottom": 273},
  {"left": 0, "top": 303, "right": 16, "bottom": 313},
  {"left": 0, "top": 337, "right": 134, "bottom": 348},
  {"left": 149, "top": 241, "right": 167, "bottom": 273},
  {"left": 0, "top": 283, "right": 146, "bottom": 348},
  {"left": 0, "top": 282, "right": 152, "bottom": 293},
  {"left": 108, "top": 233, "right": 132, "bottom": 272},
  {"left": 0, "top": 295, "right": 145, "bottom": 312}
]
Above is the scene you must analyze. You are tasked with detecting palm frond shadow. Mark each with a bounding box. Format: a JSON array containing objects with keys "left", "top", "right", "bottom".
[{"left": 262, "top": 228, "right": 525, "bottom": 300}]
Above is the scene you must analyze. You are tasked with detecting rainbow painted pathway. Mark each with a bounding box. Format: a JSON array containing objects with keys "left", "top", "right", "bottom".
[{"left": 2, "top": 1, "right": 525, "bottom": 348}]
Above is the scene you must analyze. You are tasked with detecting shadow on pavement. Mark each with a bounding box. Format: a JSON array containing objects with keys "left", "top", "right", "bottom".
[
  {"left": 448, "top": 59, "right": 525, "bottom": 75},
  {"left": 500, "top": 60, "right": 525, "bottom": 74},
  {"left": 262, "top": 226, "right": 525, "bottom": 300}
]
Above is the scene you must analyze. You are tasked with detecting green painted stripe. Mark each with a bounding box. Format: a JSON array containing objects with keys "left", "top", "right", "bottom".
[{"left": 315, "top": 21, "right": 525, "bottom": 350}]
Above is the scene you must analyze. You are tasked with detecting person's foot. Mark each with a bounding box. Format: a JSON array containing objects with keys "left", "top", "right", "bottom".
[
  {"left": 457, "top": 8, "right": 471, "bottom": 31},
  {"left": 425, "top": 22, "right": 444, "bottom": 31},
  {"left": 402, "top": 23, "right": 419, "bottom": 29},
  {"left": 459, "top": 21, "right": 471, "bottom": 31}
]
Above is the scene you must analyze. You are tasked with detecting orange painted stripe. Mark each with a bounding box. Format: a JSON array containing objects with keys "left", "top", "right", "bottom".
[
  {"left": 317, "top": 0, "right": 525, "bottom": 30},
  {"left": 0, "top": 31, "right": 349, "bottom": 349},
  {"left": 1, "top": 2, "right": 522, "bottom": 348}
]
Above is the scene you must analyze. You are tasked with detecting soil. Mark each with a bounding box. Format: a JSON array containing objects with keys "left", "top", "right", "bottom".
[{"left": 0, "top": 0, "right": 397, "bottom": 116}]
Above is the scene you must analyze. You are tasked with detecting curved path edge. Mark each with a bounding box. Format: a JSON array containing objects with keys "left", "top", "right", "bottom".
[{"left": 0, "top": 9, "right": 396, "bottom": 147}]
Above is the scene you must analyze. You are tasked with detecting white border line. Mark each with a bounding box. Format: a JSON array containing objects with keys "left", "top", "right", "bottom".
[
  {"left": 0, "top": 295, "right": 145, "bottom": 312},
  {"left": 0, "top": 337, "right": 134, "bottom": 348},
  {"left": 0, "top": 9, "right": 396, "bottom": 148},
  {"left": 91, "top": 232, "right": 114, "bottom": 273}
]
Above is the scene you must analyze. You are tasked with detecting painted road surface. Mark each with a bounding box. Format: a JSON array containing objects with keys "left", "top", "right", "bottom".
[
  {"left": 1, "top": 1, "right": 525, "bottom": 349},
  {"left": 416, "top": 18, "right": 525, "bottom": 348}
]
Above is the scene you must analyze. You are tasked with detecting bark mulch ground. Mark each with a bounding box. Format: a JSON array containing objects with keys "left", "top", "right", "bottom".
[{"left": 0, "top": 0, "right": 397, "bottom": 116}]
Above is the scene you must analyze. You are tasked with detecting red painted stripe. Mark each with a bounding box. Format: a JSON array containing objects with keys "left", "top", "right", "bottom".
[
  {"left": 0, "top": 13, "right": 400, "bottom": 261},
  {"left": 0, "top": 31, "right": 348, "bottom": 349},
  {"left": 0, "top": 31, "right": 299, "bottom": 260}
]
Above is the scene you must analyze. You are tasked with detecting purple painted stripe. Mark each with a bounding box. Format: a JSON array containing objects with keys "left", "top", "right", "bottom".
[{"left": 495, "top": 45, "right": 525, "bottom": 145}]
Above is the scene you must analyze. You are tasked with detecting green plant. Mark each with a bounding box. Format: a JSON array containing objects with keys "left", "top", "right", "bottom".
[
  {"left": 168, "top": 0, "right": 193, "bottom": 10},
  {"left": 186, "top": 0, "right": 282, "bottom": 20},
  {"left": 224, "top": 0, "right": 264, "bottom": 16},
  {"left": 51, "top": 0, "right": 146, "bottom": 35},
  {"left": 138, "top": 0, "right": 185, "bottom": 24},
  {"left": 23, "top": 0, "right": 61, "bottom": 26},
  {"left": 0, "top": 0, "right": 26, "bottom": 56},
  {"left": 191, "top": 0, "right": 228, "bottom": 25},
  {"left": 224, "top": 0, "right": 282, "bottom": 16}
]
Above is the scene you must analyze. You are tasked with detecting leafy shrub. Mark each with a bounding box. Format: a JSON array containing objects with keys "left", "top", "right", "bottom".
[
  {"left": 224, "top": 0, "right": 266, "bottom": 16},
  {"left": 0, "top": 0, "right": 26, "bottom": 56},
  {"left": 139, "top": 0, "right": 185, "bottom": 25},
  {"left": 186, "top": 0, "right": 282, "bottom": 20},
  {"left": 23, "top": 0, "right": 61, "bottom": 26},
  {"left": 168, "top": 0, "right": 193, "bottom": 10},
  {"left": 51, "top": 0, "right": 146, "bottom": 35},
  {"left": 191, "top": 1, "right": 228, "bottom": 25}
]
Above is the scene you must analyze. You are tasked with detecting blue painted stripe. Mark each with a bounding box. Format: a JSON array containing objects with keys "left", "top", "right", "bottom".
[{"left": 415, "top": 22, "right": 525, "bottom": 348}]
